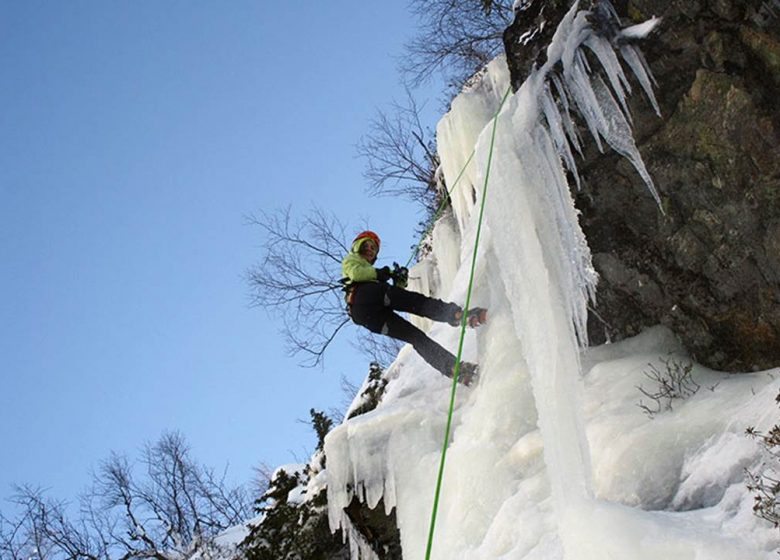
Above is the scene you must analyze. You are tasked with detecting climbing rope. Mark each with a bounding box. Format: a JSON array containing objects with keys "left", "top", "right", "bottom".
[
  {"left": 424, "top": 84, "right": 511, "bottom": 560},
  {"left": 403, "top": 149, "right": 475, "bottom": 269}
]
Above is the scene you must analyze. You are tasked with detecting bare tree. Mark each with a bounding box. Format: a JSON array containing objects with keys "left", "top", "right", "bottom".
[
  {"left": 356, "top": 89, "right": 440, "bottom": 209},
  {"left": 0, "top": 432, "right": 251, "bottom": 560},
  {"left": 401, "top": 0, "right": 515, "bottom": 91},
  {"left": 245, "top": 206, "right": 405, "bottom": 368},
  {"left": 0, "top": 485, "right": 59, "bottom": 560},
  {"left": 245, "top": 206, "right": 351, "bottom": 367}
]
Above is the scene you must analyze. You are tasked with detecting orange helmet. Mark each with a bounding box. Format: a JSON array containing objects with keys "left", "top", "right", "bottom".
[{"left": 353, "top": 230, "right": 380, "bottom": 250}]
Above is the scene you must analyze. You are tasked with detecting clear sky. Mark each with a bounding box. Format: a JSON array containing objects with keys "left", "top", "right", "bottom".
[{"left": 0, "top": 2, "right": 441, "bottom": 504}]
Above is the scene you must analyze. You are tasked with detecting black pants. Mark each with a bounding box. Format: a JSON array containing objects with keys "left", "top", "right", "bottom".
[{"left": 349, "top": 282, "right": 461, "bottom": 376}]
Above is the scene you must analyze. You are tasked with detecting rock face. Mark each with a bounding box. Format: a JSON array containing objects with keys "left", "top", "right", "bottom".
[
  {"left": 504, "top": 0, "right": 780, "bottom": 371},
  {"left": 344, "top": 497, "right": 402, "bottom": 559}
]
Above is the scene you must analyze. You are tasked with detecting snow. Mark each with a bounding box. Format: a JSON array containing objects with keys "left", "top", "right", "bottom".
[
  {"left": 620, "top": 17, "right": 662, "bottom": 40},
  {"left": 319, "top": 3, "right": 780, "bottom": 560},
  {"left": 327, "top": 327, "right": 779, "bottom": 558}
]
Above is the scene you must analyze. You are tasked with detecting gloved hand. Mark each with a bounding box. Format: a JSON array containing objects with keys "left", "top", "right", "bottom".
[
  {"left": 375, "top": 266, "right": 392, "bottom": 282},
  {"left": 392, "top": 264, "right": 409, "bottom": 289}
]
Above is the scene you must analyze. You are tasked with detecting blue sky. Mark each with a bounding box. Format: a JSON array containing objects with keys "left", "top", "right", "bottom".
[{"left": 0, "top": 2, "right": 441, "bottom": 503}]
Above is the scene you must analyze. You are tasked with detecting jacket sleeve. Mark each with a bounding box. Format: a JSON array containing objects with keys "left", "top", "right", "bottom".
[{"left": 342, "top": 253, "right": 377, "bottom": 282}]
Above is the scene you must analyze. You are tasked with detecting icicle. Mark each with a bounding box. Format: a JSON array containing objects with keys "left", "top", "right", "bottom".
[
  {"left": 583, "top": 34, "right": 633, "bottom": 122},
  {"left": 541, "top": 83, "right": 581, "bottom": 190},
  {"left": 551, "top": 73, "right": 583, "bottom": 158},
  {"left": 564, "top": 47, "right": 607, "bottom": 153},
  {"left": 544, "top": 16, "right": 663, "bottom": 207},
  {"left": 590, "top": 75, "right": 661, "bottom": 206},
  {"left": 619, "top": 44, "right": 662, "bottom": 116},
  {"left": 533, "top": 122, "right": 597, "bottom": 345},
  {"left": 503, "top": 0, "right": 664, "bottom": 341}
]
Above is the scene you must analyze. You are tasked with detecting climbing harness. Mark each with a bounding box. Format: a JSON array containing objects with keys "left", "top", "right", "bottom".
[{"left": 424, "top": 84, "right": 512, "bottom": 560}]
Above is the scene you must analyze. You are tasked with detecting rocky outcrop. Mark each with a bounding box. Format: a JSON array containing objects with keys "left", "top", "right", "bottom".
[
  {"left": 504, "top": 0, "right": 780, "bottom": 370},
  {"left": 344, "top": 497, "right": 402, "bottom": 559}
]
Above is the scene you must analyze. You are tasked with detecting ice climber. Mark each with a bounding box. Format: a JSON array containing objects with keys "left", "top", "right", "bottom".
[{"left": 341, "top": 230, "right": 486, "bottom": 386}]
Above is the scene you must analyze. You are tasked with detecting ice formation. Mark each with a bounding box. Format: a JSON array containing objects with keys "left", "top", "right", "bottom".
[{"left": 324, "top": 3, "right": 780, "bottom": 559}]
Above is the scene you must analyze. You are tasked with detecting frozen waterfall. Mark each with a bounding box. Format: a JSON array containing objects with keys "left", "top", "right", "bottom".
[{"left": 324, "top": 3, "right": 778, "bottom": 559}]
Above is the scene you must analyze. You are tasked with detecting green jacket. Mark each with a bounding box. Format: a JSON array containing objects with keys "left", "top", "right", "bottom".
[{"left": 341, "top": 237, "right": 379, "bottom": 284}]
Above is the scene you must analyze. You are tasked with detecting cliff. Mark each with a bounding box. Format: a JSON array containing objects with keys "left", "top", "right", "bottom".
[{"left": 505, "top": 0, "right": 780, "bottom": 371}]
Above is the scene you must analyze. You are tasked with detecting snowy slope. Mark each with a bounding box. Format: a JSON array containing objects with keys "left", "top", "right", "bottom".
[{"left": 324, "top": 4, "right": 780, "bottom": 560}]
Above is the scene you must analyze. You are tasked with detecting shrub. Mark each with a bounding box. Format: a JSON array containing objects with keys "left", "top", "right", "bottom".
[
  {"left": 239, "top": 411, "right": 347, "bottom": 560},
  {"left": 746, "top": 391, "right": 780, "bottom": 528},
  {"left": 347, "top": 362, "right": 388, "bottom": 420},
  {"left": 637, "top": 356, "right": 699, "bottom": 418}
]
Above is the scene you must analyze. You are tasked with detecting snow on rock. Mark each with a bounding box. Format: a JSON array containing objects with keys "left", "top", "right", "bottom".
[
  {"left": 271, "top": 463, "right": 307, "bottom": 503},
  {"left": 324, "top": 2, "right": 780, "bottom": 559},
  {"left": 620, "top": 16, "right": 662, "bottom": 40}
]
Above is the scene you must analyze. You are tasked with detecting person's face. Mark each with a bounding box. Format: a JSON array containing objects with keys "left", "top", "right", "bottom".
[{"left": 359, "top": 239, "right": 378, "bottom": 263}]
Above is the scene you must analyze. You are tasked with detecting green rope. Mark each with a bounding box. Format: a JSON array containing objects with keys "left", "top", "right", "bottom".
[
  {"left": 424, "top": 84, "right": 511, "bottom": 560},
  {"left": 404, "top": 149, "right": 475, "bottom": 269}
]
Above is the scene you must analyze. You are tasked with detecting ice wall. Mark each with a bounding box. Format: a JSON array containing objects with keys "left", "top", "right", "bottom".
[{"left": 324, "top": 3, "right": 777, "bottom": 559}]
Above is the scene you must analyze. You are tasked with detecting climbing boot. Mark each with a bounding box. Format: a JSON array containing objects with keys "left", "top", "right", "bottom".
[
  {"left": 466, "top": 307, "right": 488, "bottom": 328},
  {"left": 453, "top": 362, "right": 479, "bottom": 386},
  {"left": 448, "top": 309, "right": 463, "bottom": 327},
  {"left": 448, "top": 307, "right": 488, "bottom": 328}
]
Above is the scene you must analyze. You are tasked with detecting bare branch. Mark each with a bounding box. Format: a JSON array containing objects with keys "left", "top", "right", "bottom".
[
  {"left": 400, "top": 0, "right": 514, "bottom": 91},
  {"left": 356, "top": 89, "right": 441, "bottom": 209},
  {"left": 353, "top": 330, "right": 404, "bottom": 369},
  {"left": 246, "top": 206, "right": 353, "bottom": 367},
  {"left": 0, "top": 433, "right": 251, "bottom": 560}
]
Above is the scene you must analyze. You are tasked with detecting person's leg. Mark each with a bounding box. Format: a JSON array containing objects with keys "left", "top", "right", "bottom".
[
  {"left": 384, "top": 285, "right": 461, "bottom": 324},
  {"left": 350, "top": 289, "right": 476, "bottom": 383},
  {"left": 382, "top": 311, "right": 456, "bottom": 376},
  {"left": 349, "top": 283, "right": 388, "bottom": 332}
]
